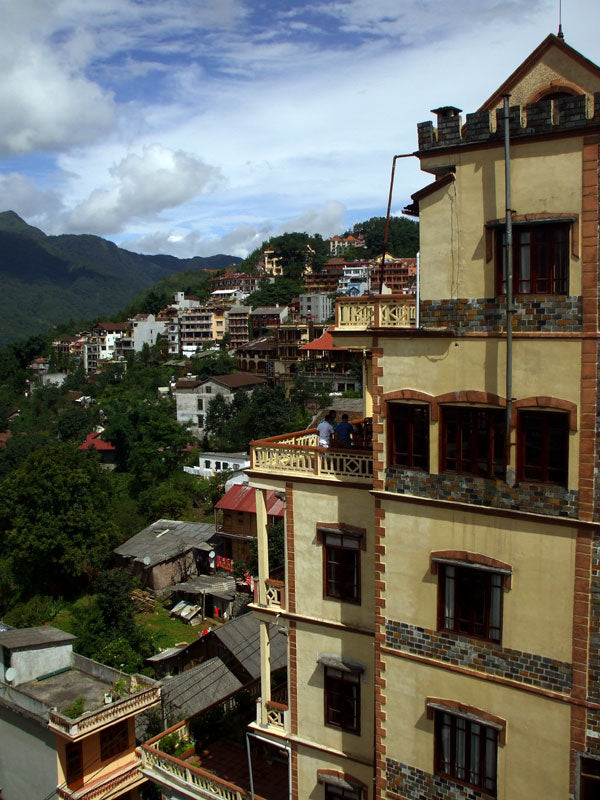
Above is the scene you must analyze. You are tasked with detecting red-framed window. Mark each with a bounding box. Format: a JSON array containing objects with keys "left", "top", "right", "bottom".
[
  {"left": 435, "top": 710, "right": 498, "bottom": 796},
  {"left": 324, "top": 666, "right": 360, "bottom": 734},
  {"left": 100, "top": 720, "right": 129, "bottom": 761},
  {"left": 438, "top": 563, "right": 503, "bottom": 643},
  {"left": 441, "top": 407, "right": 505, "bottom": 479},
  {"left": 388, "top": 403, "right": 429, "bottom": 470},
  {"left": 517, "top": 410, "right": 568, "bottom": 485},
  {"left": 322, "top": 530, "right": 361, "bottom": 604},
  {"left": 496, "top": 223, "right": 569, "bottom": 295}
]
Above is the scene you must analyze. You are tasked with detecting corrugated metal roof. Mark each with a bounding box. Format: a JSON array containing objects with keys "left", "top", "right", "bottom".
[
  {"left": 114, "top": 519, "right": 216, "bottom": 567},
  {"left": 214, "top": 485, "right": 284, "bottom": 517}
]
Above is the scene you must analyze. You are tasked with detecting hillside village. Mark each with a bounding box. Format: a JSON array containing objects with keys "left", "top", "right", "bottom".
[{"left": 2, "top": 29, "right": 600, "bottom": 800}]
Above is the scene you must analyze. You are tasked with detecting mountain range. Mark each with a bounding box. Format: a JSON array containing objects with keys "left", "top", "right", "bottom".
[{"left": 0, "top": 211, "right": 241, "bottom": 349}]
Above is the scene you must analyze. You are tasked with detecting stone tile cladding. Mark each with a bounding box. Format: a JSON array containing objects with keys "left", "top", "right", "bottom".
[
  {"left": 386, "top": 758, "right": 493, "bottom": 800},
  {"left": 386, "top": 467, "right": 579, "bottom": 519},
  {"left": 385, "top": 620, "right": 573, "bottom": 694},
  {"left": 586, "top": 710, "right": 600, "bottom": 758},
  {"left": 420, "top": 296, "right": 582, "bottom": 334}
]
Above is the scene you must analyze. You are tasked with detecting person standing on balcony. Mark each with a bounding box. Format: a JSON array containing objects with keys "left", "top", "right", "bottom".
[
  {"left": 317, "top": 411, "right": 336, "bottom": 448},
  {"left": 336, "top": 413, "right": 354, "bottom": 447}
]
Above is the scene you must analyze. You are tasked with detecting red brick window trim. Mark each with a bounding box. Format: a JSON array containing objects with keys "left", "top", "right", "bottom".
[
  {"left": 381, "top": 390, "right": 437, "bottom": 420},
  {"left": 426, "top": 698, "right": 507, "bottom": 745},
  {"left": 430, "top": 550, "right": 512, "bottom": 590},
  {"left": 511, "top": 396, "right": 577, "bottom": 431}
]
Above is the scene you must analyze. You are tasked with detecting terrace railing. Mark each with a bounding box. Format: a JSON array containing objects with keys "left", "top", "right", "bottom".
[
  {"left": 250, "top": 424, "right": 372, "bottom": 484},
  {"left": 335, "top": 295, "right": 416, "bottom": 330}
]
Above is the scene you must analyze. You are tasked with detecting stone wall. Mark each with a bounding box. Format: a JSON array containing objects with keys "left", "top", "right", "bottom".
[
  {"left": 419, "top": 296, "right": 582, "bottom": 334},
  {"left": 385, "top": 467, "right": 579, "bottom": 519},
  {"left": 417, "top": 93, "right": 600, "bottom": 152},
  {"left": 387, "top": 758, "right": 493, "bottom": 800},
  {"left": 385, "top": 620, "right": 572, "bottom": 694}
]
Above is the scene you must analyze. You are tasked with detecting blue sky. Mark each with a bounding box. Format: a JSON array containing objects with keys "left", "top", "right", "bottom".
[{"left": 0, "top": 0, "right": 597, "bottom": 258}]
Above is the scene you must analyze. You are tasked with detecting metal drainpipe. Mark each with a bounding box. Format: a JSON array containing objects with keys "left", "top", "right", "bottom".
[
  {"left": 379, "top": 153, "right": 416, "bottom": 293},
  {"left": 416, "top": 251, "right": 420, "bottom": 328},
  {"left": 503, "top": 94, "right": 515, "bottom": 485}
]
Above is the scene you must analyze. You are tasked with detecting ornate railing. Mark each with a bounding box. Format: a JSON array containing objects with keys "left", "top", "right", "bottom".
[
  {"left": 140, "top": 682, "right": 263, "bottom": 800},
  {"left": 250, "top": 426, "right": 372, "bottom": 484},
  {"left": 48, "top": 684, "right": 161, "bottom": 739},
  {"left": 265, "top": 579, "right": 285, "bottom": 610},
  {"left": 140, "top": 746, "right": 248, "bottom": 800},
  {"left": 57, "top": 762, "right": 141, "bottom": 800},
  {"left": 335, "top": 295, "right": 416, "bottom": 329}
]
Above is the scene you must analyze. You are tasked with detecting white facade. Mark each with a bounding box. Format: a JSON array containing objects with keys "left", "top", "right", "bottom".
[
  {"left": 131, "top": 313, "right": 167, "bottom": 351},
  {"left": 299, "top": 293, "right": 333, "bottom": 323},
  {"left": 183, "top": 452, "right": 250, "bottom": 479}
]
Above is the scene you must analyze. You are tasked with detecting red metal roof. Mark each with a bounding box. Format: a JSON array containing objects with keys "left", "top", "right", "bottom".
[
  {"left": 78, "top": 432, "right": 116, "bottom": 451},
  {"left": 299, "top": 327, "right": 348, "bottom": 352},
  {"left": 214, "top": 485, "right": 284, "bottom": 517}
]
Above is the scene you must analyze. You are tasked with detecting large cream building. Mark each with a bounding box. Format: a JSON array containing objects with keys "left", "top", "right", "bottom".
[{"left": 248, "top": 33, "right": 600, "bottom": 800}]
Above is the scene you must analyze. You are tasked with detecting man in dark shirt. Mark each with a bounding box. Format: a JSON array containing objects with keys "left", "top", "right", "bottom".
[{"left": 336, "top": 413, "right": 354, "bottom": 447}]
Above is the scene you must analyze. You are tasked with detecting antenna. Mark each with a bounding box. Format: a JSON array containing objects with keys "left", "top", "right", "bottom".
[{"left": 557, "top": 0, "right": 564, "bottom": 39}]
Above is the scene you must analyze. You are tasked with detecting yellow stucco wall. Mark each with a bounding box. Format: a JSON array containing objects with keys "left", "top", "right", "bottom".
[
  {"left": 294, "top": 625, "right": 373, "bottom": 762},
  {"left": 419, "top": 137, "right": 583, "bottom": 300},
  {"left": 380, "top": 336, "right": 581, "bottom": 487},
  {"left": 296, "top": 743, "right": 373, "bottom": 800},
  {"left": 381, "top": 498, "right": 576, "bottom": 661},
  {"left": 290, "top": 483, "right": 375, "bottom": 629},
  {"left": 383, "top": 657, "right": 571, "bottom": 799}
]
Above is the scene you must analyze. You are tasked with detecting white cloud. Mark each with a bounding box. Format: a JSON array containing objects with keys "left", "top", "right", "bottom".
[
  {"left": 0, "top": 173, "right": 66, "bottom": 228},
  {"left": 67, "top": 145, "right": 222, "bottom": 234}
]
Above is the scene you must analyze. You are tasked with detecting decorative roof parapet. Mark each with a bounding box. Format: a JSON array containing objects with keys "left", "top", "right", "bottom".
[{"left": 417, "top": 92, "right": 600, "bottom": 151}]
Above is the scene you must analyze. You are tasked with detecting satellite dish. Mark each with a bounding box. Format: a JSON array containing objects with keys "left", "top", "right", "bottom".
[
  {"left": 143, "top": 556, "right": 151, "bottom": 566},
  {"left": 5, "top": 667, "right": 16, "bottom": 683}
]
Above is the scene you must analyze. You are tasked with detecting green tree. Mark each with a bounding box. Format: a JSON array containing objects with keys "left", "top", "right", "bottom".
[
  {"left": 57, "top": 405, "right": 95, "bottom": 442},
  {"left": 347, "top": 216, "right": 419, "bottom": 258},
  {"left": 0, "top": 443, "right": 120, "bottom": 599},
  {"left": 246, "top": 519, "right": 285, "bottom": 576}
]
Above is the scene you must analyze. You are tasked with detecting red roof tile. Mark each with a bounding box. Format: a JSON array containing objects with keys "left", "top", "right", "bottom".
[
  {"left": 300, "top": 327, "right": 348, "bottom": 352},
  {"left": 78, "top": 432, "right": 116, "bottom": 451}
]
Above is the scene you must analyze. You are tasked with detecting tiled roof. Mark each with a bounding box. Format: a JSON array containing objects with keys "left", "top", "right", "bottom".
[
  {"left": 205, "top": 373, "right": 267, "bottom": 389},
  {"left": 78, "top": 432, "right": 116, "bottom": 451},
  {"left": 300, "top": 328, "right": 348, "bottom": 352},
  {"left": 213, "top": 613, "right": 287, "bottom": 680},
  {"left": 160, "top": 657, "right": 241, "bottom": 718}
]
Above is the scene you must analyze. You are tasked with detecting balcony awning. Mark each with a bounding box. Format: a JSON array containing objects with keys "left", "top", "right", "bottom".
[{"left": 317, "top": 653, "right": 365, "bottom": 673}]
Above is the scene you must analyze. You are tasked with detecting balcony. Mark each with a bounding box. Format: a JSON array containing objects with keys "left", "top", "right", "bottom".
[
  {"left": 140, "top": 685, "right": 288, "bottom": 800},
  {"left": 335, "top": 294, "right": 416, "bottom": 330},
  {"left": 250, "top": 426, "right": 372, "bottom": 484},
  {"left": 47, "top": 664, "right": 161, "bottom": 740},
  {"left": 57, "top": 762, "right": 143, "bottom": 800}
]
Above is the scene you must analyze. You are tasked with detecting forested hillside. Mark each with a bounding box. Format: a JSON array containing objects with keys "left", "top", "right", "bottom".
[{"left": 0, "top": 211, "right": 241, "bottom": 347}]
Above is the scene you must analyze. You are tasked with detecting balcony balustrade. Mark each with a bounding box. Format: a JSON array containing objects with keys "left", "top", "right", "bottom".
[
  {"left": 264, "top": 579, "right": 285, "bottom": 610},
  {"left": 57, "top": 762, "right": 142, "bottom": 800},
  {"left": 250, "top": 424, "right": 372, "bottom": 484},
  {"left": 48, "top": 682, "right": 161, "bottom": 740},
  {"left": 335, "top": 294, "right": 416, "bottom": 330}
]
